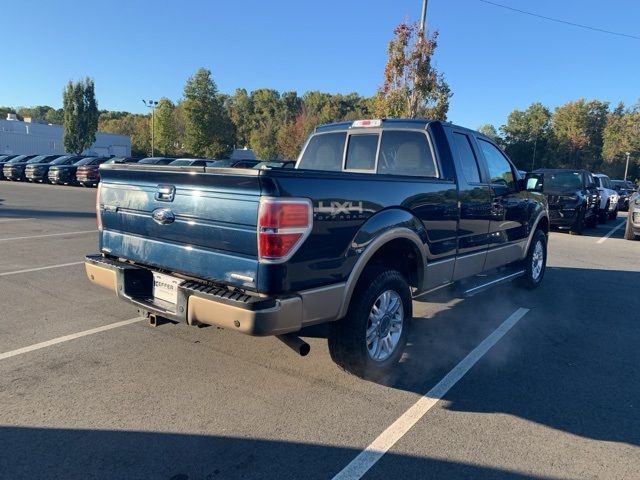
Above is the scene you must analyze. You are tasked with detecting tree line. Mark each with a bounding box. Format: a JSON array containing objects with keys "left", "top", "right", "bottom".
[{"left": 478, "top": 99, "right": 640, "bottom": 180}]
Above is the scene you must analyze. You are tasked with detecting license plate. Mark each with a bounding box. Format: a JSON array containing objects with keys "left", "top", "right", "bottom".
[{"left": 152, "top": 272, "right": 183, "bottom": 305}]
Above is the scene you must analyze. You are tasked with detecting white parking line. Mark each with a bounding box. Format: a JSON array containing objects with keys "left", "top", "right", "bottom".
[
  {"left": 0, "top": 230, "right": 96, "bottom": 242},
  {"left": 332, "top": 307, "right": 530, "bottom": 480},
  {"left": 0, "top": 261, "right": 84, "bottom": 277},
  {"left": 597, "top": 220, "right": 626, "bottom": 244},
  {"left": 0, "top": 318, "right": 143, "bottom": 361},
  {"left": 0, "top": 218, "right": 35, "bottom": 223}
]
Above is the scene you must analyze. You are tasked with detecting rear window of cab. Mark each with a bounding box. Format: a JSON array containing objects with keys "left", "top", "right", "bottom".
[{"left": 297, "top": 130, "right": 438, "bottom": 178}]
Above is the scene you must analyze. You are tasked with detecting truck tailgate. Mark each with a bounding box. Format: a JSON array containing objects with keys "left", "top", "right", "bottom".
[{"left": 97, "top": 165, "right": 262, "bottom": 289}]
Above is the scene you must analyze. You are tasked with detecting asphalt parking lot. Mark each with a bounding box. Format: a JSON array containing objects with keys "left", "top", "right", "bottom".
[{"left": 0, "top": 181, "right": 638, "bottom": 480}]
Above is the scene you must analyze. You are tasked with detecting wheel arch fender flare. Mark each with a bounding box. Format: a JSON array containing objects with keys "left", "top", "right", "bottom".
[{"left": 337, "top": 208, "right": 428, "bottom": 319}]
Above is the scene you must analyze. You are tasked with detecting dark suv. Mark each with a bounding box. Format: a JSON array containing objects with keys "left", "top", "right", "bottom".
[
  {"left": 25, "top": 155, "right": 83, "bottom": 182},
  {"left": 612, "top": 180, "right": 634, "bottom": 211},
  {"left": 4, "top": 155, "right": 61, "bottom": 181},
  {"left": 2, "top": 155, "right": 37, "bottom": 180},
  {"left": 533, "top": 169, "right": 599, "bottom": 234}
]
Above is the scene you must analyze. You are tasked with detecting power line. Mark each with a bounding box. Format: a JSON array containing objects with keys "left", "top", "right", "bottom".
[{"left": 479, "top": 0, "right": 640, "bottom": 41}]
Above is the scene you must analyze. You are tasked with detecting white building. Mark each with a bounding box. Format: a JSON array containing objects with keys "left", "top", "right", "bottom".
[{"left": 0, "top": 115, "right": 131, "bottom": 157}]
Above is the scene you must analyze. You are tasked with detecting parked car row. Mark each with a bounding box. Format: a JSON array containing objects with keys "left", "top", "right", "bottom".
[
  {"left": 0, "top": 154, "right": 296, "bottom": 187},
  {"left": 527, "top": 168, "right": 638, "bottom": 239}
]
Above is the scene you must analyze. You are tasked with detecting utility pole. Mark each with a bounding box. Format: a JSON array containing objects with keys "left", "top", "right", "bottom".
[
  {"left": 419, "top": 0, "right": 429, "bottom": 35},
  {"left": 624, "top": 152, "right": 631, "bottom": 182},
  {"left": 142, "top": 99, "right": 158, "bottom": 156}
]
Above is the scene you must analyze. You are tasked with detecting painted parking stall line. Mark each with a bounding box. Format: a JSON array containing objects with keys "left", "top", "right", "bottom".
[
  {"left": 0, "top": 230, "right": 96, "bottom": 242},
  {"left": 332, "top": 307, "right": 530, "bottom": 480},
  {"left": 597, "top": 220, "right": 626, "bottom": 244},
  {"left": 0, "top": 218, "right": 36, "bottom": 223},
  {"left": 0, "top": 318, "right": 143, "bottom": 361},
  {"left": 0, "top": 261, "right": 84, "bottom": 277}
]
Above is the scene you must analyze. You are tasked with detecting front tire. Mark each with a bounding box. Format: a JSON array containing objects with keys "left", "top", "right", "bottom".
[
  {"left": 598, "top": 204, "right": 609, "bottom": 224},
  {"left": 624, "top": 214, "right": 638, "bottom": 240},
  {"left": 585, "top": 210, "right": 598, "bottom": 228},
  {"left": 569, "top": 209, "right": 584, "bottom": 235},
  {"left": 328, "top": 268, "right": 412, "bottom": 380},
  {"left": 519, "top": 230, "right": 547, "bottom": 289}
]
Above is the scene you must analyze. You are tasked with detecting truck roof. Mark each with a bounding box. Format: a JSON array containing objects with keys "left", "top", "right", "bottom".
[{"left": 315, "top": 118, "right": 440, "bottom": 133}]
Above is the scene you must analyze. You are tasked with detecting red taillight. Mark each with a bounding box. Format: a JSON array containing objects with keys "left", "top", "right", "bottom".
[
  {"left": 96, "top": 182, "right": 102, "bottom": 231},
  {"left": 257, "top": 198, "right": 312, "bottom": 262}
]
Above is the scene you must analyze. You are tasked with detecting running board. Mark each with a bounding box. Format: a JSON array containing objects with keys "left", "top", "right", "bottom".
[{"left": 462, "top": 269, "right": 525, "bottom": 298}]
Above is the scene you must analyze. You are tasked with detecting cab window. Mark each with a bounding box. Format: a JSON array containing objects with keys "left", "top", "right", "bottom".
[
  {"left": 477, "top": 139, "right": 515, "bottom": 191},
  {"left": 377, "top": 131, "right": 436, "bottom": 177},
  {"left": 345, "top": 134, "right": 378, "bottom": 171},
  {"left": 452, "top": 133, "right": 481, "bottom": 183},
  {"left": 297, "top": 133, "right": 346, "bottom": 171}
]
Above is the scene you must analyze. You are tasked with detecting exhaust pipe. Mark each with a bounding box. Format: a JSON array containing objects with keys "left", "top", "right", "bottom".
[{"left": 277, "top": 334, "right": 310, "bottom": 356}]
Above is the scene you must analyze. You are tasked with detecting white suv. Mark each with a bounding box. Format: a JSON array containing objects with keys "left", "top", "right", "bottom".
[{"left": 592, "top": 174, "right": 619, "bottom": 223}]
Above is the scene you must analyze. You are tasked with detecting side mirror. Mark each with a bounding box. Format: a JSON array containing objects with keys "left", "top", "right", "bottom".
[{"left": 523, "top": 173, "right": 544, "bottom": 192}]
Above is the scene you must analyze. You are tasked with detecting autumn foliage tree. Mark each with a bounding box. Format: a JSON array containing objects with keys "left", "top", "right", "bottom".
[{"left": 375, "top": 22, "right": 451, "bottom": 120}]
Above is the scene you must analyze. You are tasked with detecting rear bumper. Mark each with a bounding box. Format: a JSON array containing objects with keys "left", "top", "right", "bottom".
[{"left": 85, "top": 255, "right": 344, "bottom": 336}]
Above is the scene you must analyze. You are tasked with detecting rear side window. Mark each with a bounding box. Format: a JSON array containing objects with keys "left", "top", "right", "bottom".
[
  {"left": 452, "top": 133, "right": 481, "bottom": 183},
  {"left": 378, "top": 131, "right": 436, "bottom": 177},
  {"left": 345, "top": 134, "right": 378, "bottom": 171},
  {"left": 298, "top": 133, "right": 346, "bottom": 171},
  {"left": 478, "top": 139, "right": 515, "bottom": 191}
]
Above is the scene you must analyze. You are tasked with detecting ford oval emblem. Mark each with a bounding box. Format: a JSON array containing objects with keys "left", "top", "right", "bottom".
[{"left": 152, "top": 208, "right": 175, "bottom": 225}]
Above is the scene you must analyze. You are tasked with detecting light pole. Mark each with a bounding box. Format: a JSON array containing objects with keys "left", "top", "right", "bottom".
[
  {"left": 624, "top": 152, "right": 631, "bottom": 182},
  {"left": 419, "top": 0, "right": 429, "bottom": 34},
  {"left": 142, "top": 99, "right": 158, "bottom": 156}
]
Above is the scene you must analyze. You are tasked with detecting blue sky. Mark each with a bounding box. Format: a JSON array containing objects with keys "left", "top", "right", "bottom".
[{"left": 2, "top": 0, "right": 639, "bottom": 129}]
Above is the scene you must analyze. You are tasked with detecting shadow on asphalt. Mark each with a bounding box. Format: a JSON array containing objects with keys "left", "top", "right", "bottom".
[
  {"left": 0, "top": 426, "right": 562, "bottom": 480},
  {"left": 301, "top": 266, "right": 639, "bottom": 448},
  {"left": 388, "top": 266, "right": 639, "bottom": 447},
  {"left": 549, "top": 214, "right": 627, "bottom": 239}
]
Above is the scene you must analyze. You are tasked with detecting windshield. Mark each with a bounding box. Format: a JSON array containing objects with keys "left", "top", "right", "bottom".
[
  {"left": 51, "top": 156, "right": 77, "bottom": 165},
  {"left": 26, "top": 156, "right": 46, "bottom": 164},
  {"left": 7, "top": 155, "right": 28, "bottom": 164},
  {"left": 208, "top": 160, "right": 235, "bottom": 167},
  {"left": 138, "top": 157, "right": 172, "bottom": 164},
  {"left": 543, "top": 171, "right": 582, "bottom": 192},
  {"left": 74, "top": 157, "right": 100, "bottom": 166}
]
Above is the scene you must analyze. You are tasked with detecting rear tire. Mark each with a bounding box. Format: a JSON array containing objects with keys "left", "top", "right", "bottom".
[
  {"left": 328, "top": 267, "right": 412, "bottom": 380},
  {"left": 519, "top": 230, "right": 547, "bottom": 289}
]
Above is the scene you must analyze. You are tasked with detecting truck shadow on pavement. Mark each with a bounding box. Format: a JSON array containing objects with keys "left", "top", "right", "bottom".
[
  {"left": 0, "top": 426, "right": 567, "bottom": 480},
  {"left": 388, "top": 266, "right": 639, "bottom": 448}
]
